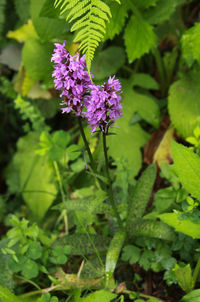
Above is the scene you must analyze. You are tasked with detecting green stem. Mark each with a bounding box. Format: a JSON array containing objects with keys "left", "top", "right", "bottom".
[
  {"left": 78, "top": 117, "right": 95, "bottom": 171},
  {"left": 193, "top": 255, "right": 200, "bottom": 285},
  {"left": 152, "top": 47, "right": 167, "bottom": 97},
  {"left": 102, "top": 132, "right": 123, "bottom": 230},
  {"left": 53, "top": 161, "right": 68, "bottom": 234}
]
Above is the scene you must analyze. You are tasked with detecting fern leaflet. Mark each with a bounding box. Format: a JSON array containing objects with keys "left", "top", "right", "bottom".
[{"left": 54, "top": 0, "right": 121, "bottom": 72}]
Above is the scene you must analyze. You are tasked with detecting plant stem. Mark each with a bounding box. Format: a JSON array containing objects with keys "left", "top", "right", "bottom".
[
  {"left": 152, "top": 47, "right": 167, "bottom": 97},
  {"left": 53, "top": 161, "right": 68, "bottom": 234},
  {"left": 78, "top": 117, "right": 95, "bottom": 171},
  {"left": 193, "top": 255, "right": 200, "bottom": 285},
  {"left": 102, "top": 132, "right": 123, "bottom": 230}
]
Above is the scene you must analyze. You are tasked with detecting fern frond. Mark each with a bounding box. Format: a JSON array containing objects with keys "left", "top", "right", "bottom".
[{"left": 54, "top": 0, "right": 121, "bottom": 71}]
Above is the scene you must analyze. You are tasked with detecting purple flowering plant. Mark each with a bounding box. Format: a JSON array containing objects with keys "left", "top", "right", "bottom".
[{"left": 52, "top": 41, "right": 123, "bottom": 229}]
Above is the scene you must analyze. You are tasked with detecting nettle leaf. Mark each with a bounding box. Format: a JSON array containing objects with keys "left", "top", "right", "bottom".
[
  {"left": 181, "top": 23, "right": 200, "bottom": 67},
  {"left": 31, "top": 0, "right": 69, "bottom": 41},
  {"left": 22, "top": 38, "right": 54, "bottom": 84},
  {"left": 159, "top": 211, "right": 200, "bottom": 239},
  {"left": 6, "top": 132, "right": 57, "bottom": 219},
  {"left": 124, "top": 15, "right": 157, "bottom": 63},
  {"left": 168, "top": 71, "right": 200, "bottom": 138},
  {"left": 105, "top": 1, "right": 128, "bottom": 40},
  {"left": 143, "top": 0, "right": 185, "bottom": 25},
  {"left": 126, "top": 164, "right": 157, "bottom": 230},
  {"left": 91, "top": 46, "right": 125, "bottom": 80},
  {"left": 172, "top": 141, "right": 200, "bottom": 200}
]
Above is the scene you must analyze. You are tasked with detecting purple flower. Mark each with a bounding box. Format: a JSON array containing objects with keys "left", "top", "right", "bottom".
[
  {"left": 84, "top": 76, "right": 123, "bottom": 133},
  {"left": 51, "top": 41, "right": 92, "bottom": 116}
]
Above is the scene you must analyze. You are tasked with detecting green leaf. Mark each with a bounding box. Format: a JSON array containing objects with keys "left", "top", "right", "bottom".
[
  {"left": 126, "top": 164, "right": 157, "bottom": 230},
  {"left": 53, "top": 234, "right": 109, "bottom": 255},
  {"left": 181, "top": 22, "right": 200, "bottom": 66},
  {"left": 124, "top": 15, "right": 157, "bottom": 63},
  {"left": 105, "top": 1, "right": 128, "bottom": 40},
  {"left": 171, "top": 141, "right": 200, "bottom": 199},
  {"left": 174, "top": 264, "right": 194, "bottom": 293},
  {"left": 154, "top": 187, "right": 176, "bottom": 213},
  {"left": 22, "top": 259, "right": 39, "bottom": 279},
  {"left": 0, "top": 285, "right": 21, "bottom": 302},
  {"left": 22, "top": 38, "right": 54, "bottom": 84},
  {"left": 133, "top": 0, "right": 158, "bottom": 9},
  {"left": 105, "top": 231, "right": 126, "bottom": 276},
  {"left": 121, "top": 245, "right": 141, "bottom": 264},
  {"left": 31, "top": 0, "right": 69, "bottom": 41},
  {"left": 159, "top": 211, "right": 200, "bottom": 239},
  {"left": 131, "top": 73, "right": 159, "bottom": 90},
  {"left": 91, "top": 47, "right": 125, "bottom": 80},
  {"left": 182, "top": 289, "right": 200, "bottom": 302},
  {"left": 0, "top": 240, "right": 14, "bottom": 289},
  {"left": 127, "top": 219, "right": 176, "bottom": 241},
  {"left": 168, "top": 71, "right": 200, "bottom": 138},
  {"left": 6, "top": 132, "right": 57, "bottom": 219},
  {"left": 27, "top": 241, "right": 43, "bottom": 260},
  {"left": 143, "top": 0, "right": 185, "bottom": 25},
  {"left": 14, "top": 0, "right": 30, "bottom": 23},
  {"left": 80, "top": 290, "right": 116, "bottom": 302}
]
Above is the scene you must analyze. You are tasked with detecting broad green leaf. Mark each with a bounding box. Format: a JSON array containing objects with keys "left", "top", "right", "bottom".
[
  {"left": 174, "top": 264, "right": 194, "bottom": 293},
  {"left": 22, "top": 259, "right": 39, "bottom": 279},
  {"left": 131, "top": 73, "right": 159, "bottom": 90},
  {"left": 105, "top": 231, "right": 126, "bottom": 276},
  {"left": 171, "top": 141, "right": 200, "bottom": 199},
  {"left": 7, "top": 20, "right": 38, "bottom": 42},
  {"left": 182, "top": 289, "right": 200, "bottom": 302},
  {"left": 6, "top": 132, "right": 57, "bottom": 219},
  {"left": 154, "top": 187, "right": 176, "bottom": 213},
  {"left": 0, "top": 241, "right": 14, "bottom": 289},
  {"left": 91, "top": 47, "right": 125, "bottom": 80},
  {"left": 80, "top": 290, "right": 116, "bottom": 302},
  {"left": 27, "top": 242, "right": 42, "bottom": 260},
  {"left": 181, "top": 23, "right": 200, "bottom": 66},
  {"left": 14, "top": 0, "right": 30, "bottom": 23},
  {"left": 133, "top": 0, "right": 158, "bottom": 9},
  {"left": 168, "top": 71, "right": 200, "bottom": 138},
  {"left": 31, "top": 0, "right": 69, "bottom": 41},
  {"left": 127, "top": 219, "right": 176, "bottom": 241},
  {"left": 124, "top": 15, "right": 157, "bottom": 63},
  {"left": 0, "top": 285, "right": 21, "bottom": 302},
  {"left": 126, "top": 164, "right": 157, "bottom": 230},
  {"left": 39, "top": 0, "right": 62, "bottom": 18},
  {"left": 159, "top": 211, "right": 200, "bottom": 238},
  {"left": 105, "top": 1, "right": 128, "bottom": 40},
  {"left": 22, "top": 38, "right": 53, "bottom": 84},
  {"left": 54, "top": 234, "right": 109, "bottom": 255},
  {"left": 143, "top": 0, "right": 185, "bottom": 25}
]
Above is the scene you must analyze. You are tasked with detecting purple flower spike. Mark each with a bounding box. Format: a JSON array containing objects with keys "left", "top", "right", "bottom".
[
  {"left": 85, "top": 76, "right": 123, "bottom": 133},
  {"left": 51, "top": 41, "right": 92, "bottom": 116}
]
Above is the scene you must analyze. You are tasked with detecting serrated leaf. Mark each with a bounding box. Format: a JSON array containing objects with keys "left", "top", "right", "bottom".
[
  {"left": 105, "top": 1, "right": 128, "bottom": 40},
  {"left": 7, "top": 20, "right": 38, "bottom": 42},
  {"left": 159, "top": 211, "right": 200, "bottom": 239},
  {"left": 168, "top": 71, "right": 200, "bottom": 138},
  {"left": 22, "top": 259, "right": 39, "bottom": 279},
  {"left": 143, "top": 0, "right": 185, "bottom": 25},
  {"left": 126, "top": 164, "right": 157, "bottom": 230},
  {"left": 181, "top": 23, "right": 200, "bottom": 67},
  {"left": 124, "top": 15, "right": 157, "bottom": 63},
  {"left": 121, "top": 245, "right": 141, "bottom": 265},
  {"left": 22, "top": 38, "right": 53, "bottom": 84},
  {"left": 91, "top": 47, "right": 125, "bottom": 80},
  {"left": 171, "top": 141, "right": 200, "bottom": 199},
  {"left": 174, "top": 264, "right": 194, "bottom": 293},
  {"left": 127, "top": 219, "right": 176, "bottom": 241}
]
